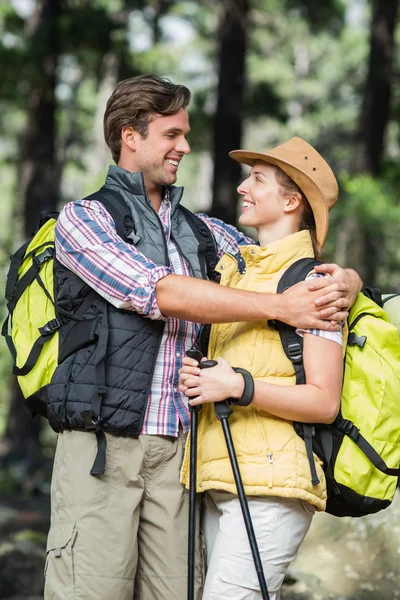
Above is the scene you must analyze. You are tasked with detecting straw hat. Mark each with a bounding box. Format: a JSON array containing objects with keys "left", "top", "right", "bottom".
[{"left": 229, "top": 137, "right": 338, "bottom": 247}]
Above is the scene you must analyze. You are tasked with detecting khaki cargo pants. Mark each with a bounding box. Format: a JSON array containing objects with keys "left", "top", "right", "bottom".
[{"left": 44, "top": 429, "right": 204, "bottom": 600}]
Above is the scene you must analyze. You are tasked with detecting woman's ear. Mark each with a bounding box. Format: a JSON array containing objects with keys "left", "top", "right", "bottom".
[
  {"left": 283, "top": 192, "right": 302, "bottom": 213},
  {"left": 121, "top": 126, "right": 137, "bottom": 152}
]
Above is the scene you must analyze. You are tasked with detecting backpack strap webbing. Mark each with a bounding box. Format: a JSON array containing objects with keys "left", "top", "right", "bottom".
[
  {"left": 5, "top": 239, "right": 31, "bottom": 304},
  {"left": 382, "top": 293, "right": 399, "bottom": 304},
  {"left": 3, "top": 240, "right": 59, "bottom": 377},
  {"left": 84, "top": 187, "right": 135, "bottom": 243},
  {"left": 79, "top": 188, "right": 135, "bottom": 476},
  {"left": 275, "top": 257, "right": 322, "bottom": 485},
  {"left": 80, "top": 305, "right": 110, "bottom": 476},
  {"left": 178, "top": 206, "right": 219, "bottom": 281},
  {"left": 361, "top": 286, "right": 383, "bottom": 307},
  {"left": 275, "top": 257, "right": 321, "bottom": 384},
  {"left": 335, "top": 418, "right": 400, "bottom": 476}
]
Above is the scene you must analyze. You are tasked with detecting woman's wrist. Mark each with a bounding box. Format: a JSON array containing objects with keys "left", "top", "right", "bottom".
[{"left": 230, "top": 371, "right": 245, "bottom": 400}]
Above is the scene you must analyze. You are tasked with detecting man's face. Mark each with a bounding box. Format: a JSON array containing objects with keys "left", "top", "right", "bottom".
[{"left": 131, "top": 108, "right": 191, "bottom": 191}]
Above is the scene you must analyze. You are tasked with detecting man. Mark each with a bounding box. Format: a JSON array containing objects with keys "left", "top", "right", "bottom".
[{"left": 44, "top": 74, "right": 360, "bottom": 600}]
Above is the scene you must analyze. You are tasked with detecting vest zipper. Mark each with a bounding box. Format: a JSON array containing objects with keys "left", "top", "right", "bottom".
[
  {"left": 169, "top": 188, "right": 198, "bottom": 278},
  {"left": 140, "top": 173, "right": 171, "bottom": 267},
  {"left": 267, "top": 452, "right": 274, "bottom": 488},
  {"left": 173, "top": 237, "right": 195, "bottom": 276}
]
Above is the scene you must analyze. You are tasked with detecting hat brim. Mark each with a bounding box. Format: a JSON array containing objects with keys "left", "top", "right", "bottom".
[{"left": 230, "top": 150, "right": 329, "bottom": 247}]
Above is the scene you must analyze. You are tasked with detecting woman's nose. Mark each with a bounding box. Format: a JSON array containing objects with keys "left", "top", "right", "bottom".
[{"left": 237, "top": 178, "right": 249, "bottom": 195}]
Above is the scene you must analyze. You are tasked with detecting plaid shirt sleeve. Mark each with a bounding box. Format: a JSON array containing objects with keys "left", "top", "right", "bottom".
[
  {"left": 54, "top": 199, "right": 171, "bottom": 320},
  {"left": 196, "top": 213, "right": 255, "bottom": 258}
]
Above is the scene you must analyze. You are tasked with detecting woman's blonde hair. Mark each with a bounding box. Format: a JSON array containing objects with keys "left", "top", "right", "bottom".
[{"left": 273, "top": 165, "right": 322, "bottom": 260}]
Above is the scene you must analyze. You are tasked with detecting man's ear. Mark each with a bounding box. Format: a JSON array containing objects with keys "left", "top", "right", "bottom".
[
  {"left": 121, "top": 126, "right": 138, "bottom": 151},
  {"left": 283, "top": 192, "right": 302, "bottom": 213}
]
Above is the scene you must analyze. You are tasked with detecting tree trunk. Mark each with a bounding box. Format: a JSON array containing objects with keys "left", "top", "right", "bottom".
[
  {"left": 353, "top": 0, "right": 399, "bottom": 175},
  {"left": 1, "top": 379, "right": 43, "bottom": 470},
  {"left": 19, "top": 0, "right": 61, "bottom": 237},
  {"left": 2, "top": 0, "right": 62, "bottom": 469},
  {"left": 210, "top": 0, "right": 249, "bottom": 225},
  {"left": 335, "top": 0, "right": 399, "bottom": 283}
]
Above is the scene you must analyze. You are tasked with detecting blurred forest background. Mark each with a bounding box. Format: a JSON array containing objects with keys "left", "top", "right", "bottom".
[{"left": 0, "top": 0, "right": 399, "bottom": 598}]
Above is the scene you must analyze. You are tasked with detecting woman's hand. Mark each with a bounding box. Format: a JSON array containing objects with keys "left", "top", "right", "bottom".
[{"left": 179, "top": 357, "right": 244, "bottom": 407}]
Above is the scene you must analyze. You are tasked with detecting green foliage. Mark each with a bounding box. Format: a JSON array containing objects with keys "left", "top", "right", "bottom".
[
  {"left": 0, "top": 470, "right": 18, "bottom": 493},
  {"left": 338, "top": 173, "right": 400, "bottom": 225},
  {"left": 286, "top": 0, "right": 345, "bottom": 34},
  {"left": 14, "top": 530, "right": 47, "bottom": 547},
  {"left": 325, "top": 172, "right": 400, "bottom": 289}
]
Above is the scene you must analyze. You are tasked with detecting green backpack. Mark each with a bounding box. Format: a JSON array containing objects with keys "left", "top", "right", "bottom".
[
  {"left": 2, "top": 189, "right": 219, "bottom": 419},
  {"left": 276, "top": 258, "right": 400, "bottom": 517}
]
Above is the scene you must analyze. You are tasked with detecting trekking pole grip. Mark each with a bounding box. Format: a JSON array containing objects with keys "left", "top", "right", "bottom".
[{"left": 185, "top": 350, "right": 218, "bottom": 414}]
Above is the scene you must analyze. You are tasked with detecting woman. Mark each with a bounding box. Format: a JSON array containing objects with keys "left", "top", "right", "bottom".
[{"left": 179, "top": 137, "right": 343, "bottom": 599}]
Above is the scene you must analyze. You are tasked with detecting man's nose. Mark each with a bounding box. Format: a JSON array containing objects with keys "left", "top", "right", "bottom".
[{"left": 176, "top": 136, "right": 191, "bottom": 154}]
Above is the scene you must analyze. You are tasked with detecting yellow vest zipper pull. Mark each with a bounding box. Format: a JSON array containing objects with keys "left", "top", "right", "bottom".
[{"left": 267, "top": 453, "right": 274, "bottom": 488}]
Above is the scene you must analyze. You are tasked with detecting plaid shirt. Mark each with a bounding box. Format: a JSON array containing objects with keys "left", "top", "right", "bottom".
[{"left": 55, "top": 188, "right": 253, "bottom": 436}]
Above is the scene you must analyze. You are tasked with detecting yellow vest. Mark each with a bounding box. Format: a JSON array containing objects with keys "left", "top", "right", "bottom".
[{"left": 181, "top": 230, "right": 327, "bottom": 511}]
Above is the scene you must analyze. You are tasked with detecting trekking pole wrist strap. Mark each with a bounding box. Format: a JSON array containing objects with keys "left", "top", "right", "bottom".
[{"left": 231, "top": 367, "right": 254, "bottom": 406}]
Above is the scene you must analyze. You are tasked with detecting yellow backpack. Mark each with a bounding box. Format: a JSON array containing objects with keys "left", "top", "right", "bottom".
[
  {"left": 3, "top": 215, "right": 59, "bottom": 415},
  {"left": 276, "top": 259, "right": 400, "bottom": 517},
  {"left": 2, "top": 190, "right": 134, "bottom": 418}
]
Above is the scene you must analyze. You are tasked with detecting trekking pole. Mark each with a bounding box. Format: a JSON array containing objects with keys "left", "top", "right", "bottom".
[
  {"left": 186, "top": 350, "right": 218, "bottom": 600},
  {"left": 214, "top": 399, "right": 270, "bottom": 600}
]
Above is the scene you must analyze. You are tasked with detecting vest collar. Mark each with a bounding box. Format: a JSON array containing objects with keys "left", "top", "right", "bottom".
[
  {"left": 239, "top": 230, "right": 314, "bottom": 272},
  {"left": 105, "top": 165, "right": 184, "bottom": 209}
]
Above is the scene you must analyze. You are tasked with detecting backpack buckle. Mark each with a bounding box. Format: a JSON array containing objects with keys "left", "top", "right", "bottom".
[
  {"left": 338, "top": 419, "right": 359, "bottom": 441},
  {"left": 287, "top": 341, "right": 302, "bottom": 363},
  {"left": 80, "top": 410, "right": 103, "bottom": 432},
  {"left": 39, "top": 318, "right": 61, "bottom": 336},
  {"left": 33, "top": 247, "right": 54, "bottom": 267}
]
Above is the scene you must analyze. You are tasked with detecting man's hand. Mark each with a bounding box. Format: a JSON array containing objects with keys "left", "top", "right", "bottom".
[
  {"left": 312, "top": 264, "right": 362, "bottom": 325},
  {"left": 277, "top": 280, "right": 345, "bottom": 330},
  {"left": 278, "top": 263, "right": 362, "bottom": 330}
]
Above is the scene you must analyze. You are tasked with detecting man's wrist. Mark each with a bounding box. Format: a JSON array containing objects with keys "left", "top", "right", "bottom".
[
  {"left": 346, "top": 268, "right": 363, "bottom": 303},
  {"left": 258, "top": 292, "right": 280, "bottom": 321}
]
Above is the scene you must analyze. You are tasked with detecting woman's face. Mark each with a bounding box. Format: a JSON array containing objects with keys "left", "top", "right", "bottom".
[{"left": 238, "top": 162, "right": 285, "bottom": 230}]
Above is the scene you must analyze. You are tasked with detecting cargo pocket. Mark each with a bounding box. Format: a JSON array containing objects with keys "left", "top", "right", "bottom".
[
  {"left": 211, "top": 555, "right": 285, "bottom": 599},
  {"left": 45, "top": 522, "right": 77, "bottom": 595}
]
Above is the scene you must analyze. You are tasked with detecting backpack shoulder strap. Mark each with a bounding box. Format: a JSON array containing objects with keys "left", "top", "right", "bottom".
[
  {"left": 275, "top": 257, "right": 323, "bottom": 486},
  {"left": 383, "top": 293, "right": 399, "bottom": 305},
  {"left": 275, "top": 257, "right": 322, "bottom": 385},
  {"left": 178, "top": 206, "right": 219, "bottom": 281},
  {"left": 84, "top": 187, "right": 135, "bottom": 243},
  {"left": 276, "top": 257, "right": 322, "bottom": 294},
  {"left": 361, "top": 286, "right": 383, "bottom": 307}
]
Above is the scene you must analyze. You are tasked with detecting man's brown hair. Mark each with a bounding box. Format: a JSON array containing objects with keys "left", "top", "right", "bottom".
[{"left": 104, "top": 74, "right": 191, "bottom": 163}]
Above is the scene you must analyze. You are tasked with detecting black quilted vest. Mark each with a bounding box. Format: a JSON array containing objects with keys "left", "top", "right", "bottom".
[{"left": 46, "top": 167, "right": 212, "bottom": 443}]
